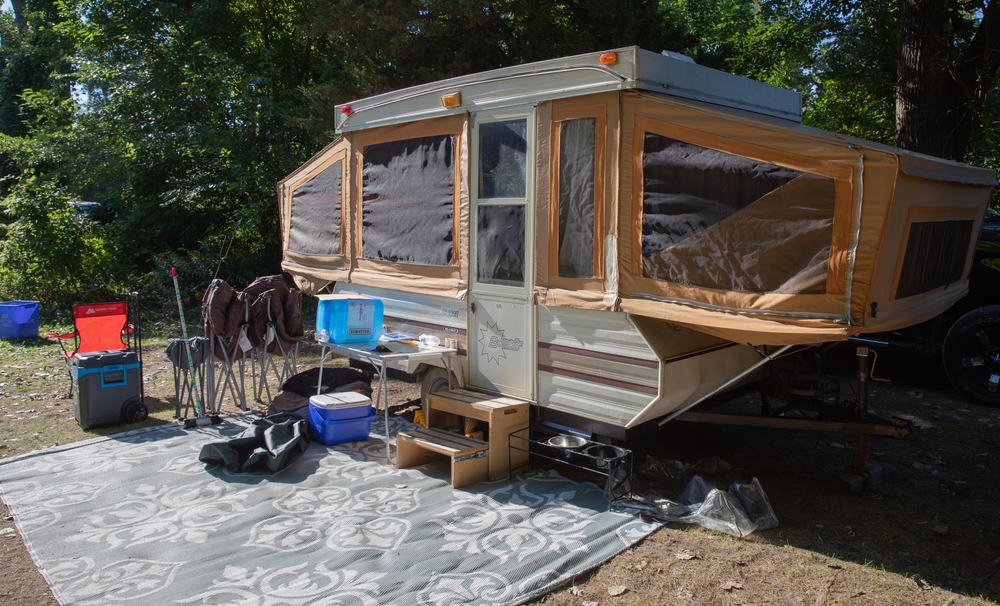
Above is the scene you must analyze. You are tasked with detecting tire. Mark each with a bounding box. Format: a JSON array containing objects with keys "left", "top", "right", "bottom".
[
  {"left": 419, "top": 366, "right": 453, "bottom": 407},
  {"left": 942, "top": 305, "right": 1000, "bottom": 407}
]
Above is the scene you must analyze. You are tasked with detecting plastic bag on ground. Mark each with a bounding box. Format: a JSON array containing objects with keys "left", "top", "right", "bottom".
[{"left": 617, "top": 474, "right": 779, "bottom": 538}]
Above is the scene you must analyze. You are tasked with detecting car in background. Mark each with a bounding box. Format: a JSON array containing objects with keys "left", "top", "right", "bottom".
[
  {"left": 939, "top": 208, "right": 1000, "bottom": 405},
  {"left": 870, "top": 207, "right": 1000, "bottom": 406}
]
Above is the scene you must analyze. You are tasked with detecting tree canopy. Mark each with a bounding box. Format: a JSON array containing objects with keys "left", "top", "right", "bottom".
[{"left": 0, "top": 0, "right": 997, "bottom": 315}]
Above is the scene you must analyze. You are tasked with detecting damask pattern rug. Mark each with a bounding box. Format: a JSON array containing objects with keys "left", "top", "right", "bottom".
[{"left": 0, "top": 414, "right": 658, "bottom": 605}]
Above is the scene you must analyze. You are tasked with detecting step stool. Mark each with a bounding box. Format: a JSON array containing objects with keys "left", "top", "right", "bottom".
[{"left": 396, "top": 427, "right": 489, "bottom": 488}]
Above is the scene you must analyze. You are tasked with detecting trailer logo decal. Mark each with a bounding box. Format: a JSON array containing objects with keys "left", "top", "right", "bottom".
[{"left": 478, "top": 320, "right": 523, "bottom": 366}]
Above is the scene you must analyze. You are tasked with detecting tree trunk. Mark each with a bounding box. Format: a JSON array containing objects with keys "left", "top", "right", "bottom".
[
  {"left": 896, "top": 0, "right": 1000, "bottom": 161},
  {"left": 10, "top": 0, "right": 26, "bottom": 31}
]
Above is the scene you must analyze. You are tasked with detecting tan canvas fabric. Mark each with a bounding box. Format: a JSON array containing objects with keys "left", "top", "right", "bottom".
[
  {"left": 616, "top": 92, "right": 905, "bottom": 342},
  {"left": 279, "top": 137, "right": 353, "bottom": 294},
  {"left": 346, "top": 114, "right": 469, "bottom": 299},
  {"left": 533, "top": 93, "right": 620, "bottom": 309},
  {"left": 863, "top": 173, "right": 990, "bottom": 332},
  {"left": 620, "top": 297, "right": 854, "bottom": 345},
  {"left": 279, "top": 85, "right": 995, "bottom": 343}
]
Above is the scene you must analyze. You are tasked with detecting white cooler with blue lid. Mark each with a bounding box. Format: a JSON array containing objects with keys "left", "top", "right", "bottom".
[{"left": 308, "top": 391, "right": 374, "bottom": 445}]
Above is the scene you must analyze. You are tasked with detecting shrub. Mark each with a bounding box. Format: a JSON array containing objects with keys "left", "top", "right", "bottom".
[{"left": 0, "top": 178, "right": 120, "bottom": 319}]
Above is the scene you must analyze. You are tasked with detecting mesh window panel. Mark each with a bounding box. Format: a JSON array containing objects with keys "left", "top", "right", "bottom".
[
  {"left": 480, "top": 120, "right": 527, "bottom": 198},
  {"left": 558, "top": 118, "right": 596, "bottom": 278},
  {"left": 362, "top": 135, "right": 454, "bottom": 265},
  {"left": 477, "top": 205, "right": 525, "bottom": 286},
  {"left": 895, "top": 220, "right": 973, "bottom": 299},
  {"left": 641, "top": 133, "right": 835, "bottom": 294},
  {"left": 289, "top": 159, "right": 342, "bottom": 256}
]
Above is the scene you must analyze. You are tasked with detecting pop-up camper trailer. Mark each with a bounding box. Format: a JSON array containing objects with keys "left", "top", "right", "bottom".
[{"left": 279, "top": 47, "right": 996, "bottom": 440}]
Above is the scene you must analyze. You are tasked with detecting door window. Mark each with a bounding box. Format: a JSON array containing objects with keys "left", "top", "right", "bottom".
[
  {"left": 476, "top": 117, "right": 528, "bottom": 287},
  {"left": 479, "top": 120, "right": 527, "bottom": 199}
]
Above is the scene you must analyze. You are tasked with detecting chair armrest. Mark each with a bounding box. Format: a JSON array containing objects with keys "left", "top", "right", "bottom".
[{"left": 45, "top": 331, "right": 78, "bottom": 340}]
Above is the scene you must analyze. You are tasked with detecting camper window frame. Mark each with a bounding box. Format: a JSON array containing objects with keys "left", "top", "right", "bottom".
[
  {"left": 890, "top": 205, "right": 980, "bottom": 301},
  {"left": 283, "top": 140, "right": 349, "bottom": 263},
  {"left": 352, "top": 115, "right": 465, "bottom": 272},
  {"left": 549, "top": 104, "right": 607, "bottom": 289},
  {"left": 627, "top": 114, "right": 852, "bottom": 315}
]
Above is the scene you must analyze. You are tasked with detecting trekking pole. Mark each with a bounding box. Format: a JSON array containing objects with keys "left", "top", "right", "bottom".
[{"left": 171, "top": 267, "right": 220, "bottom": 428}]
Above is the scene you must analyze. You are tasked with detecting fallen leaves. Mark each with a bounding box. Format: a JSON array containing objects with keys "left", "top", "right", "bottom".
[
  {"left": 607, "top": 585, "right": 627, "bottom": 596},
  {"left": 674, "top": 587, "right": 694, "bottom": 600},
  {"left": 912, "top": 575, "right": 933, "bottom": 590},
  {"left": 720, "top": 580, "right": 744, "bottom": 592},
  {"left": 675, "top": 549, "right": 699, "bottom": 560}
]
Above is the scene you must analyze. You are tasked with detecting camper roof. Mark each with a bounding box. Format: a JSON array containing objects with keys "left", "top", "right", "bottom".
[{"left": 334, "top": 46, "right": 802, "bottom": 132}]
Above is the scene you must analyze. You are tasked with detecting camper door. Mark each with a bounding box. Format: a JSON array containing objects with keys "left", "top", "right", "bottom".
[{"left": 469, "top": 109, "right": 535, "bottom": 399}]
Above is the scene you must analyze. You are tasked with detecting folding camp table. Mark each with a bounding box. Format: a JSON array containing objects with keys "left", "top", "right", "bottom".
[{"left": 315, "top": 339, "right": 458, "bottom": 462}]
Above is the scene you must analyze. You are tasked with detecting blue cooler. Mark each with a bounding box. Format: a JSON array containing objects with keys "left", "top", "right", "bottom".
[
  {"left": 308, "top": 392, "right": 375, "bottom": 445},
  {"left": 315, "top": 294, "right": 383, "bottom": 344}
]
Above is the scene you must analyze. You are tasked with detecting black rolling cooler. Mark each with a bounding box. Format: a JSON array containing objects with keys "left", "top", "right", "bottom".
[{"left": 72, "top": 351, "right": 142, "bottom": 429}]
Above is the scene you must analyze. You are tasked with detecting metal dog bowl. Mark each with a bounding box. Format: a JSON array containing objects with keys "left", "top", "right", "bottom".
[
  {"left": 582, "top": 443, "right": 627, "bottom": 468},
  {"left": 547, "top": 434, "right": 587, "bottom": 450}
]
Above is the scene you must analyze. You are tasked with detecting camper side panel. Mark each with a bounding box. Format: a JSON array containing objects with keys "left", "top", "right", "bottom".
[
  {"left": 536, "top": 306, "right": 658, "bottom": 427},
  {"left": 864, "top": 171, "right": 992, "bottom": 332}
]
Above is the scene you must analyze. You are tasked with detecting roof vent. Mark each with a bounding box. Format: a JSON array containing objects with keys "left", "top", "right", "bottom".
[{"left": 661, "top": 50, "right": 695, "bottom": 64}]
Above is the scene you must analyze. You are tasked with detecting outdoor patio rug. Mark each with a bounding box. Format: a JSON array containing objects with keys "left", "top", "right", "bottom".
[{"left": 0, "top": 414, "right": 659, "bottom": 605}]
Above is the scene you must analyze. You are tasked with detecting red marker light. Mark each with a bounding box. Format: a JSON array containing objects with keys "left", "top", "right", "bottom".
[{"left": 340, "top": 105, "right": 352, "bottom": 115}]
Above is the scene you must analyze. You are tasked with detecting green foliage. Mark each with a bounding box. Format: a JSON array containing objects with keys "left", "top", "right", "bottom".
[
  {"left": 0, "top": 0, "right": 73, "bottom": 138},
  {"left": 661, "top": 0, "right": 829, "bottom": 89},
  {"left": 0, "top": 0, "right": 997, "bottom": 321},
  {"left": 0, "top": 178, "right": 119, "bottom": 316}
]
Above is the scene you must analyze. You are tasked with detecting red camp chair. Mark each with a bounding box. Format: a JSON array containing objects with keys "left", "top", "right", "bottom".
[{"left": 47, "top": 298, "right": 142, "bottom": 398}]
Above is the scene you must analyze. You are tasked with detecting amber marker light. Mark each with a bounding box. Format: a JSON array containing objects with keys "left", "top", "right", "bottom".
[
  {"left": 599, "top": 51, "right": 618, "bottom": 66},
  {"left": 440, "top": 93, "right": 462, "bottom": 108}
]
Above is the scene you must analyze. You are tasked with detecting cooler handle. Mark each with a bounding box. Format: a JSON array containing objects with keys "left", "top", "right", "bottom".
[{"left": 100, "top": 364, "right": 128, "bottom": 388}]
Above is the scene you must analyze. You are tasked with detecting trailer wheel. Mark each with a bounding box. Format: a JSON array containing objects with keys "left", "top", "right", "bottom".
[
  {"left": 420, "top": 367, "right": 453, "bottom": 407},
  {"left": 942, "top": 305, "right": 1000, "bottom": 407}
]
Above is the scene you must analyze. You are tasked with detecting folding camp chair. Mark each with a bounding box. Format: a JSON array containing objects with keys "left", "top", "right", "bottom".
[
  {"left": 250, "top": 288, "right": 302, "bottom": 404},
  {"left": 202, "top": 279, "right": 251, "bottom": 412},
  {"left": 47, "top": 294, "right": 144, "bottom": 399},
  {"left": 166, "top": 336, "right": 210, "bottom": 418}
]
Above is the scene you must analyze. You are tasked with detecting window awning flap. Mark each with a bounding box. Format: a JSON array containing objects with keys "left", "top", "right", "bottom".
[{"left": 620, "top": 296, "right": 854, "bottom": 346}]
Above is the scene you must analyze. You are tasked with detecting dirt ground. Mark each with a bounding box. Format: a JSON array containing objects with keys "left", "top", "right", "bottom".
[{"left": 1, "top": 335, "right": 998, "bottom": 605}]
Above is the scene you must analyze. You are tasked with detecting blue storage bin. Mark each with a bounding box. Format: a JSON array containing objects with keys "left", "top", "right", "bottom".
[
  {"left": 0, "top": 300, "right": 40, "bottom": 340},
  {"left": 308, "top": 392, "right": 375, "bottom": 445},
  {"left": 316, "top": 294, "right": 383, "bottom": 344}
]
